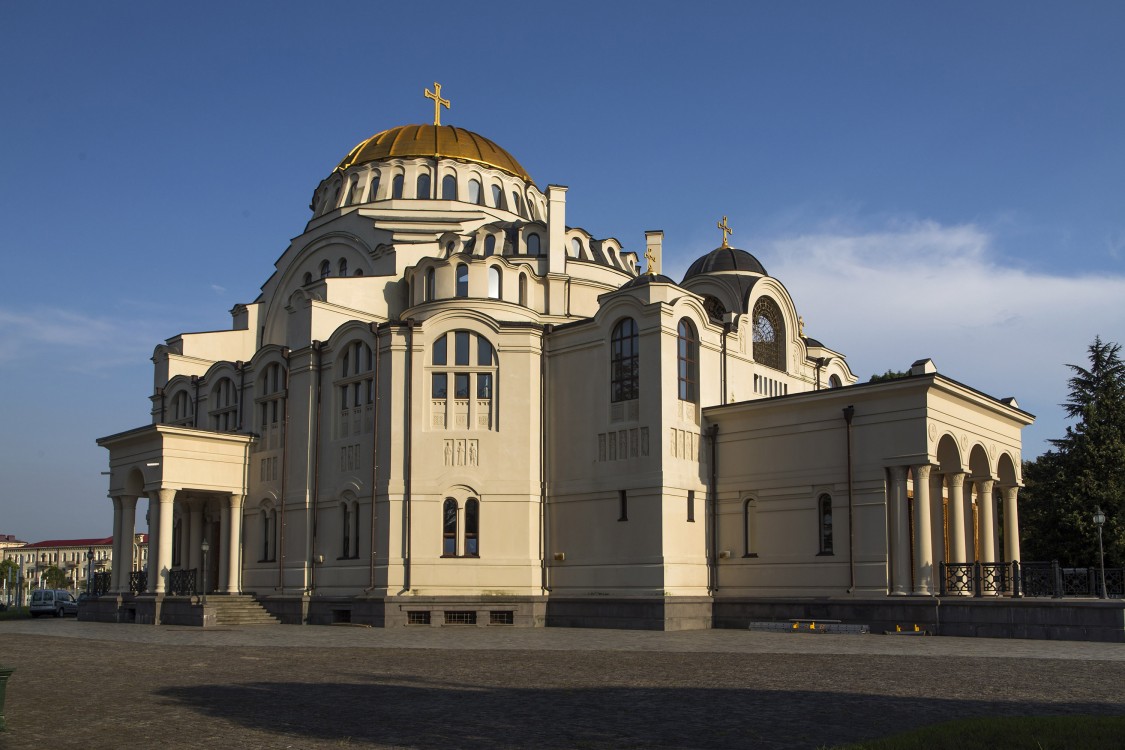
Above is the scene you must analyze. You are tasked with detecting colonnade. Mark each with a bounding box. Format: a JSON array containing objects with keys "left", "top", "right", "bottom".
[
  {"left": 109, "top": 490, "right": 245, "bottom": 596},
  {"left": 887, "top": 464, "right": 1021, "bottom": 596}
]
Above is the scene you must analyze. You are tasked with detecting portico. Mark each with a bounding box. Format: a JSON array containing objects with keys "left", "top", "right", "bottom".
[{"left": 97, "top": 424, "right": 254, "bottom": 597}]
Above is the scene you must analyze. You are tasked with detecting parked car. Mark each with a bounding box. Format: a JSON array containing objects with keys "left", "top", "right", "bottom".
[{"left": 29, "top": 589, "right": 78, "bottom": 617}]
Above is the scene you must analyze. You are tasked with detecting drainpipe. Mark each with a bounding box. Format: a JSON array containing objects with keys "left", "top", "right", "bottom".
[
  {"left": 309, "top": 340, "right": 324, "bottom": 596},
  {"left": 720, "top": 321, "right": 730, "bottom": 403},
  {"left": 191, "top": 375, "right": 201, "bottom": 428},
  {"left": 815, "top": 358, "right": 825, "bottom": 390},
  {"left": 843, "top": 405, "right": 856, "bottom": 594},
  {"left": 540, "top": 324, "right": 553, "bottom": 593},
  {"left": 366, "top": 322, "right": 382, "bottom": 591},
  {"left": 707, "top": 424, "right": 720, "bottom": 594},
  {"left": 402, "top": 319, "right": 415, "bottom": 592},
  {"left": 278, "top": 347, "right": 290, "bottom": 593}
]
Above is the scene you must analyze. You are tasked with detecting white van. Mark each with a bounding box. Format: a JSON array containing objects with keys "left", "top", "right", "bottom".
[{"left": 29, "top": 589, "right": 78, "bottom": 617}]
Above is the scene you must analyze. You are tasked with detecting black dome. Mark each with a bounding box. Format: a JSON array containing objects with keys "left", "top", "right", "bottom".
[
  {"left": 682, "top": 246, "right": 767, "bottom": 281},
  {"left": 620, "top": 273, "right": 677, "bottom": 290}
]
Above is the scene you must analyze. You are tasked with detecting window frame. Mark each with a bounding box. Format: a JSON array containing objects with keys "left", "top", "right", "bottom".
[
  {"left": 610, "top": 318, "right": 640, "bottom": 403},
  {"left": 677, "top": 318, "right": 699, "bottom": 404}
]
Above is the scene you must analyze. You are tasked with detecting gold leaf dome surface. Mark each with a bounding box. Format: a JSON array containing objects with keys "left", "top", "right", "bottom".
[{"left": 335, "top": 124, "right": 532, "bottom": 182}]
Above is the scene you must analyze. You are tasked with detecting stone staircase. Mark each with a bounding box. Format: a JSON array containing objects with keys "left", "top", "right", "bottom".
[{"left": 210, "top": 595, "right": 280, "bottom": 625}]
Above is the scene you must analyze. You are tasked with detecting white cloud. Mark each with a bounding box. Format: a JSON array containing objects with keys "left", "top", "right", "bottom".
[
  {"left": 0, "top": 306, "right": 164, "bottom": 372},
  {"left": 753, "top": 219, "right": 1125, "bottom": 456},
  {"left": 210, "top": 283, "right": 227, "bottom": 294}
]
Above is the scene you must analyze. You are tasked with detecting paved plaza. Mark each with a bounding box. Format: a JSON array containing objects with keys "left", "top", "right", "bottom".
[{"left": 2, "top": 620, "right": 1124, "bottom": 749}]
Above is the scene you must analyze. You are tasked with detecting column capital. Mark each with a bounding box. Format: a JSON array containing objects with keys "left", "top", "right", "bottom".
[
  {"left": 913, "top": 464, "right": 935, "bottom": 481},
  {"left": 889, "top": 465, "right": 908, "bottom": 481},
  {"left": 947, "top": 471, "right": 967, "bottom": 489},
  {"left": 228, "top": 493, "right": 245, "bottom": 509}
]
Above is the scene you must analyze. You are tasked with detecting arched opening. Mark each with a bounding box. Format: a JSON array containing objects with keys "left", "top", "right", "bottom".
[
  {"left": 611, "top": 318, "right": 639, "bottom": 402},
  {"left": 752, "top": 296, "right": 785, "bottom": 371},
  {"left": 441, "top": 174, "right": 457, "bottom": 200},
  {"left": 677, "top": 318, "right": 698, "bottom": 403},
  {"left": 455, "top": 263, "right": 468, "bottom": 297},
  {"left": 468, "top": 179, "right": 482, "bottom": 205},
  {"left": 488, "top": 266, "right": 501, "bottom": 299},
  {"left": 442, "top": 498, "right": 457, "bottom": 556},
  {"left": 526, "top": 233, "right": 541, "bottom": 256},
  {"left": 416, "top": 172, "right": 431, "bottom": 199}
]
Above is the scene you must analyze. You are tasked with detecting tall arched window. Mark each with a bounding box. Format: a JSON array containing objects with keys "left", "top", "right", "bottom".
[
  {"left": 337, "top": 341, "right": 374, "bottom": 439},
  {"left": 526, "top": 233, "right": 541, "bottom": 256},
  {"left": 818, "top": 494, "right": 834, "bottom": 554},
  {"left": 340, "top": 502, "right": 358, "bottom": 559},
  {"left": 391, "top": 173, "right": 404, "bottom": 199},
  {"left": 828, "top": 374, "right": 842, "bottom": 388},
  {"left": 491, "top": 184, "right": 504, "bottom": 209},
  {"left": 752, "top": 297, "right": 785, "bottom": 371},
  {"left": 344, "top": 177, "right": 358, "bottom": 205},
  {"left": 441, "top": 174, "right": 457, "bottom": 200},
  {"left": 416, "top": 172, "right": 431, "bottom": 199},
  {"left": 570, "top": 238, "right": 582, "bottom": 258},
  {"left": 210, "top": 377, "right": 238, "bottom": 432},
  {"left": 257, "top": 362, "right": 286, "bottom": 450},
  {"left": 320, "top": 260, "right": 331, "bottom": 278},
  {"left": 455, "top": 263, "right": 469, "bottom": 297},
  {"left": 518, "top": 273, "right": 528, "bottom": 306},
  {"left": 442, "top": 498, "right": 458, "bottom": 556},
  {"left": 338, "top": 258, "right": 348, "bottom": 277},
  {"left": 611, "top": 318, "right": 639, "bottom": 402},
  {"left": 488, "top": 266, "right": 501, "bottom": 299},
  {"left": 259, "top": 504, "right": 276, "bottom": 562},
  {"left": 677, "top": 319, "right": 698, "bottom": 403},
  {"left": 510, "top": 191, "right": 522, "bottom": 215},
  {"left": 465, "top": 498, "right": 479, "bottom": 556},
  {"left": 468, "top": 179, "right": 482, "bottom": 205},
  {"left": 169, "top": 390, "right": 193, "bottom": 426},
  {"left": 430, "top": 331, "right": 499, "bottom": 431},
  {"left": 484, "top": 235, "right": 496, "bottom": 256},
  {"left": 425, "top": 268, "right": 436, "bottom": 302},
  {"left": 303, "top": 272, "right": 313, "bottom": 286},
  {"left": 366, "top": 172, "right": 380, "bottom": 202}
]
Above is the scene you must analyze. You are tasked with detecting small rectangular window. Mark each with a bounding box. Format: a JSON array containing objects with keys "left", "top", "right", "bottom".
[
  {"left": 455, "top": 331, "right": 470, "bottom": 365},
  {"left": 477, "top": 373, "right": 492, "bottom": 399},
  {"left": 407, "top": 611, "right": 431, "bottom": 625},
  {"left": 444, "top": 611, "right": 477, "bottom": 625},
  {"left": 489, "top": 611, "right": 514, "bottom": 625},
  {"left": 454, "top": 373, "right": 470, "bottom": 399},
  {"left": 432, "top": 373, "right": 447, "bottom": 399},
  {"left": 618, "top": 489, "right": 628, "bottom": 522},
  {"left": 687, "top": 490, "right": 695, "bottom": 522}
]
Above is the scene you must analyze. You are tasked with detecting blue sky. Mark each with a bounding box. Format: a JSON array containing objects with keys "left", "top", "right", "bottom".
[{"left": 2, "top": 2, "right": 1123, "bottom": 541}]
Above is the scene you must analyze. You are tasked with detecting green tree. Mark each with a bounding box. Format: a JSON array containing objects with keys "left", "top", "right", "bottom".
[
  {"left": 43, "top": 565, "right": 69, "bottom": 590},
  {"left": 868, "top": 369, "right": 909, "bottom": 383},
  {"left": 0, "top": 558, "right": 17, "bottom": 586},
  {"left": 1021, "top": 337, "right": 1125, "bottom": 566}
]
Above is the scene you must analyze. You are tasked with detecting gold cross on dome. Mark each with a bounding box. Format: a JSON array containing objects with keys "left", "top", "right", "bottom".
[
  {"left": 424, "top": 82, "right": 450, "bottom": 126},
  {"left": 718, "top": 216, "right": 733, "bottom": 248}
]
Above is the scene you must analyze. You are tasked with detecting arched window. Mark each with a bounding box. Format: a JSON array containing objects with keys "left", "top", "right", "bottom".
[
  {"left": 169, "top": 390, "right": 193, "bottom": 426},
  {"left": 391, "top": 173, "right": 404, "bottom": 199},
  {"left": 752, "top": 297, "right": 785, "bottom": 371},
  {"left": 484, "top": 235, "right": 496, "bottom": 257},
  {"left": 430, "top": 330, "right": 498, "bottom": 431},
  {"left": 570, "top": 238, "right": 582, "bottom": 258},
  {"left": 354, "top": 268, "right": 364, "bottom": 277},
  {"left": 259, "top": 505, "right": 276, "bottom": 562},
  {"left": 416, "top": 172, "right": 431, "bottom": 199},
  {"left": 526, "top": 233, "right": 541, "bottom": 256},
  {"left": 320, "top": 260, "right": 331, "bottom": 279},
  {"left": 303, "top": 272, "right": 313, "bottom": 286},
  {"left": 465, "top": 498, "right": 479, "bottom": 556},
  {"left": 336, "top": 341, "right": 374, "bottom": 439},
  {"left": 209, "top": 377, "right": 238, "bottom": 432},
  {"left": 338, "top": 258, "right": 348, "bottom": 277},
  {"left": 818, "top": 494, "right": 834, "bottom": 555},
  {"left": 744, "top": 499, "right": 758, "bottom": 557},
  {"left": 828, "top": 374, "right": 842, "bottom": 388},
  {"left": 455, "top": 263, "right": 468, "bottom": 297},
  {"left": 340, "top": 502, "right": 358, "bottom": 559},
  {"left": 510, "top": 191, "right": 522, "bottom": 215},
  {"left": 424, "top": 268, "right": 436, "bottom": 302},
  {"left": 488, "top": 266, "right": 501, "bottom": 299},
  {"left": 442, "top": 498, "right": 458, "bottom": 556},
  {"left": 366, "top": 172, "right": 380, "bottom": 202},
  {"left": 610, "top": 318, "right": 639, "bottom": 402},
  {"left": 468, "top": 179, "right": 482, "bottom": 205},
  {"left": 491, "top": 184, "right": 504, "bottom": 209},
  {"left": 677, "top": 319, "right": 698, "bottom": 403},
  {"left": 257, "top": 362, "right": 286, "bottom": 450},
  {"left": 518, "top": 273, "right": 528, "bottom": 306},
  {"left": 331, "top": 184, "right": 341, "bottom": 209},
  {"left": 441, "top": 174, "right": 457, "bottom": 200},
  {"left": 344, "top": 177, "right": 358, "bottom": 205}
]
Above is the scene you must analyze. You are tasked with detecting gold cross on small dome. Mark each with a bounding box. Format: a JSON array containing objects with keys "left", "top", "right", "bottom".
[
  {"left": 424, "top": 82, "right": 450, "bottom": 126},
  {"left": 717, "top": 216, "right": 733, "bottom": 248}
]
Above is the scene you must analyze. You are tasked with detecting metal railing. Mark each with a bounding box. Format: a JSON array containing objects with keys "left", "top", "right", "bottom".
[
  {"left": 129, "top": 570, "right": 147, "bottom": 595},
  {"left": 939, "top": 560, "right": 1123, "bottom": 598},
  {"left": 167, "top": 569, "right": 197, "bottom": 596},
  {"left": 90, "top": 571, "right": 111, "bottom": 596}
]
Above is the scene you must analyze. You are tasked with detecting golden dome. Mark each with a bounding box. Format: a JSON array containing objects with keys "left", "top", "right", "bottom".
[{"left": 335, "top": 124, "right": 532, "bottom": 182}]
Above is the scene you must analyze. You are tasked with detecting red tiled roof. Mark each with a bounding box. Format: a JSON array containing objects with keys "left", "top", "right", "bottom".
[{"left": 23, "top": 537, "right": 114, "bottom": 549}]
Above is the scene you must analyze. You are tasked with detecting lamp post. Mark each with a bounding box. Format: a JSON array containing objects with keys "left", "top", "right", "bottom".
[
  {"left": 86, "top": 548, "right": 94, "bottom": 595},
  {"left": 200, "top": 539, "right": 210, "bottom": 605},
  {"left": 1093, "top": 507, "right": 1108, "bottom": 599}
]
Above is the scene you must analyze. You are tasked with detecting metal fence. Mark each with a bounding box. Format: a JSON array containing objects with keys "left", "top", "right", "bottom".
[
  {"left": 939, "top": 560, "right": 1124, "bottom": 598},
  {"left": 129, "top": 570, "right": 147, "bottom": 595},
  {"left": 168, "top": 569, "right": 197, "bottom": 596},
  {"left": 89, "top": 571, "right": 111, "bottom": 596}
]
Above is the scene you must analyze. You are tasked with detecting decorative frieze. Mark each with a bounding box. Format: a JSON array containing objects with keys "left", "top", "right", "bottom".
[
  {"left": 670, "top": 428, "right": 701, "bottom": 462},
  {"left": 444, "top": 438, "right": 479, "bottom": 467},
  {"left": 597, "top": 427, "right": 649, "bottom": 462},
  {"left": 340, "top": 444, "right": 362, "bottom": 472}
]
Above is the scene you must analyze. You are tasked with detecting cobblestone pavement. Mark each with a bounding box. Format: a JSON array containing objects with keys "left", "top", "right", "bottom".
[{"left": 2, "top": 620, "right": 1124, "bottom": 749}]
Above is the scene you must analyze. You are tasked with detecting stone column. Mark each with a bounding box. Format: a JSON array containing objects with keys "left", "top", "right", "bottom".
[
  {"left": 929, "top": 472, "right": 946, "bottom": 570},
  {"left": 188, "top": 502, "right": 203, "bottom": 576},
  {"left": 947, "top": 472, "right": 967, "bottom": 563},
  {"left": 120, "top": 496, "right": 137, "bottom": 593},
  {"left": 977, "top": 479, "right": 996, "bottom": 562},
  {"left": 110, "top": 496, "right": 123, "bottom": 592},
  {"left": 146, "top": 492, "right": 160, "bottom": 594},
  {"left": 1003, "top": 485, "right": 1021, "bottom": 562},
  {"left": 888, "top": 466, "right": 911, "bottom": 595},
  {"left": 912, "top": 465, "right": 934, "bottom": 595},
  {"left": 218, "top": 499, "right": 231, "bottom": 593},
  {"left": 154, "top": 488, "right": 176, "bottom": 594},
  {"left": 226, "top": 494, "right": 245, "bottom": 595}
]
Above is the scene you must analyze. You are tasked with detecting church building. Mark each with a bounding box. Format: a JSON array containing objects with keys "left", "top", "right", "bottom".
[{"left": 96, "top": 85, "right": 1033, "bottom": 629}]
